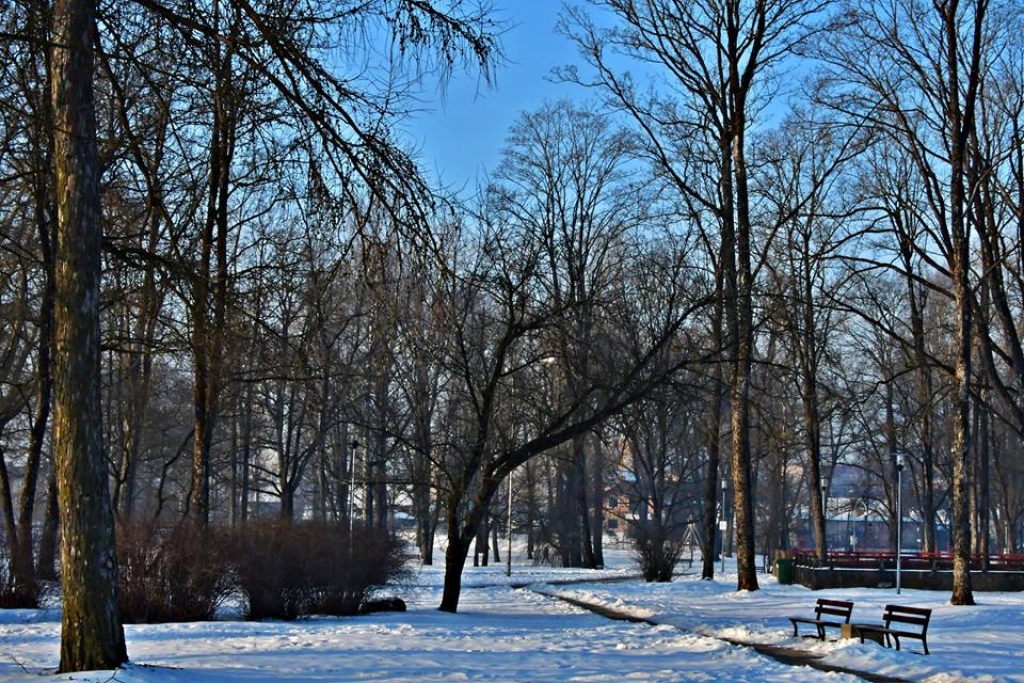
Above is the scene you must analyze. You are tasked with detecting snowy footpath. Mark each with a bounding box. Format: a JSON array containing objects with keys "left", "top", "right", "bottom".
[{"left": 1, "top": 553, "right": 1021, "bottom": 682}]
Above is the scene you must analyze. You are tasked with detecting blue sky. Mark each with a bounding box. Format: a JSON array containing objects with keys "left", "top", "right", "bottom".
[{"left": 400, "top": 0, "right": 585, "bottom": 193}]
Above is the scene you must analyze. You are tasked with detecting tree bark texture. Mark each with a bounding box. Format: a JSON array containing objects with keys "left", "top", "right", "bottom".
[
  {"left": 50, "top": 0, "right": 128, "bottom": 670},
  {"left": 945, "top": 0, "right": 980, "bottom": 607},
  {"left": 439, "top": 534, "right": 472, "bottom": 613}
]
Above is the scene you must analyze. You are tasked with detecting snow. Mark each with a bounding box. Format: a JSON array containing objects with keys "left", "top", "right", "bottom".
[{"left": 2, "top": 550, "right": 1022, "bottom": 682}]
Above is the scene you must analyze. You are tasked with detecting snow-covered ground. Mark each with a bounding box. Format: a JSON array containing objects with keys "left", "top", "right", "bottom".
[{"left": 1, "top": 548, "right": 1021, "bottom": 682}]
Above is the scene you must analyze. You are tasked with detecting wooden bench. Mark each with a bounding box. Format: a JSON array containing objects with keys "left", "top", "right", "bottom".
[
  {"left": 788, "top": 598, "right": 855, "bottom": 640},
  {"left": 852, "top": 604, "right": 932, "bottom": 655}
]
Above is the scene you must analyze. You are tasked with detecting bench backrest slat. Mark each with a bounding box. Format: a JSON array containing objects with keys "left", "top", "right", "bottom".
[
  {"left": 814, "top": 599, "right": 854, "bottom": 622},
  {"left": 882, "top": 605, "right": 931, "bottom": 633}
]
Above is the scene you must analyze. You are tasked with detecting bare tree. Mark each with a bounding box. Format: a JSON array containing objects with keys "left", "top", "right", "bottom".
[
  {"left": 821, "top": 0, "right": 1010, "bottom": 605},
  {"left": 429, "top": 102, "right": 710, "bottom": 611},
  {"left": 491, "top": 100, "right": 638, "bottom": 568},
  {"left": 0, "top": 0, "right": 58, "bottom": 602},
  {"left": 858, "top": 144, "right": 944, "bottom": 552},
  {"left": 757, "top": 109, "right": 866, "bottom": 561},
  {"left": 562, "top": 0, "right": 832, "bottom": 590}
]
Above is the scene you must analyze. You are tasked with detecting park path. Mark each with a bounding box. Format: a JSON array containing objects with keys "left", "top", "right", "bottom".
[{"left": 520, "top": 584, "right": 914, "bottom": 683}]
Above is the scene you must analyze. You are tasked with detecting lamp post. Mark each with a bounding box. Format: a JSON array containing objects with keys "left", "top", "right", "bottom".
[
  {"left": 506, "top": 470, "right": 514, "bottom": 577},
  {"left": 821, "top": 481, "right": 828, "bottom": 549},
  {"left": 896, "top": 452, "right": 905, "bottom": 594},
  {"left": 720, "top": 478, "right": 727, "bottom": 574}
]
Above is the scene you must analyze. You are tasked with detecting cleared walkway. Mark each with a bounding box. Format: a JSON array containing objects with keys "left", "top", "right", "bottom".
[{"left": 527, "top": 587, "right": 914, "bottom": 683}]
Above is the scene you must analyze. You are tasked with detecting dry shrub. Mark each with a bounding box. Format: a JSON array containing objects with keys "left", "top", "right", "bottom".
[
  {"left": 305, "top": 523, "right": 409, "bottom": 616},
  {"left": 117, "top": 519, "right": 232, "bottom": 623},
  {"left": 632, "top": 521, "right": 686, "bottom": 582},
  {"left": 229, "top": 520, "right": 307, "bottom": 620},
  {"left": 230, "top": 520, "right": 408, "bottom": 620}
]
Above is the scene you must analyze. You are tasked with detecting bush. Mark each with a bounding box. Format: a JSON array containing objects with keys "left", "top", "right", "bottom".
[
  {"left": 117, "top": 520, "right": 232, "bottom": 623},
  {"left": 229, "top": 520, "right": 308, "bottom": 620},
  {"left": 632, "top": 521, "right": 685, "bottom": 582},
  {"left": 114, "top": 518, "right": 408, "bottom": 622},
  {"left": 230, "top": 520, "right": 408, "bottom": 620}
]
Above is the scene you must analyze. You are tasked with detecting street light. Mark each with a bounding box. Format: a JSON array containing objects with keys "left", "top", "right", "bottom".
[
  {"left": 506, "top": 469, "right": 513, "bottom": 577},
  {"left": 896, "top": 452, "right": 905, "bottom": 594},
  {"left": 821, "top": 481, "right": 828, "bottom": 548},
  {"left": 720, "top": 478, "right": 728, "bottom": 574}
]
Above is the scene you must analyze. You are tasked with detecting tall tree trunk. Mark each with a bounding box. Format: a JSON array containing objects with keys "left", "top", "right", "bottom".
[
  {"left": 413, "top": 442, "right": 436, "bottom": 564},
  {"left": 440, "top": 533, "right": 472, "bottom": 613},
  {"left": 525, "top": 461, "right": 537, "bottom": 560},
  {"left": 574, "top": 436, "right": 597, "bottom": 568},
  {"left": 440, "top": 478, "right": 486, "bottom": 613},
  {"left": 229, "top": 391, "right": 241, "bottom": 526},
  {"left": 729, "top": 55, "right": 759, "bottom": 592},
  {"left": 0, "top": 438, "right": 21, "bottom": 579},
  {"left": 190, "top": 1, "right": 236, "bottom": 525},
  {"left": 792, "top": 221, "right": 828, "bottom": 563},
  {"left": 970, "top": 99, "right": 1003, "bottom": 567},
  {"left": 899, "top": 234, "right": 939, "bottom": 553},
  {"left": 590, "top": 436, "right": 606, "bottom": 569},
  {"left": 439, "top": 457, "right": 504, "bottom": 612},
  {"left": 114, "top": 216, "right": 160, "bottom": 520},
  {"left": 491, "top": 520, "right": 501, "bottom": 564},
  {"left": 949, "top": 243, "right": 975, "bottom": 605},
  {"left": 945, "top": 0, "right": 980, "bottom": 607},
  {"left": 15, "top": 52, "right": 56, "bottom": 592},
  {"left": 729, "top": 364, "right": 757, "bottom": 591},
  {"left": 50, "top": 0, "right": 127, "bottom": 669},
  {"left": 372, "top": 433, "right": 388, "bottom": 530},
  {"left": 474, "top": 509, "right": 489, "bottom": 567},
  {"left": 239, "top": 382, "right": 253, "bottom": 524},
  {"left": 0, "top": 406, "right": 37, "bottom": 600},
  {"left": 803, "top": 380, "right": 827, "bottom": 562},
  {"left": 701, "top": 282, "right": 725, "bottom": 580},
  {"left": 974, "top": 384, "right": 991, "bottom": 565},
  {"left": 37, "top": 468, "right": 59, "bottom": 581}
]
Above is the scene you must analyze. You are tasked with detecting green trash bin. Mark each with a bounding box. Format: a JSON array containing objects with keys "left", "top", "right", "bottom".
[{"left": 775, "top": 557, "right": 795, "bottom": 584}]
